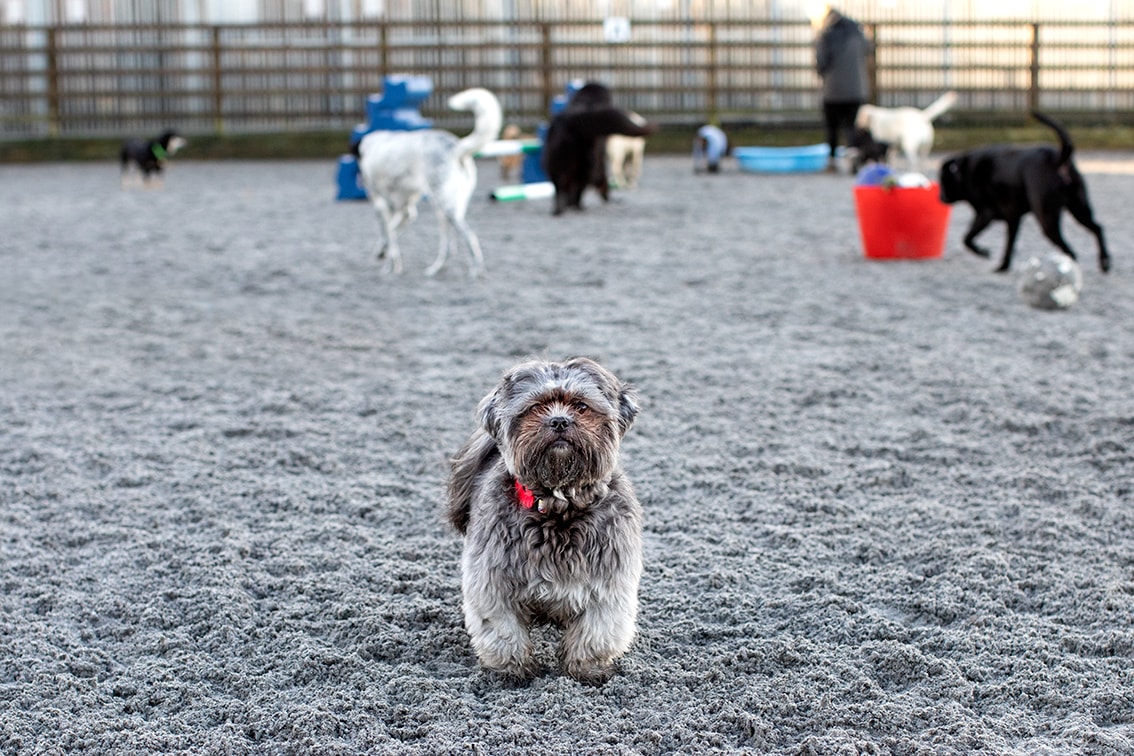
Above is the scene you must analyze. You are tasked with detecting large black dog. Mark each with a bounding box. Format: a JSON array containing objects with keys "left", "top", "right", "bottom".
[
  {"left": 939, "top": 112, "right": 1110, "bottom": 273},
  {"left": 120, "top": 129, "right": 187, "bottom": 187},
  {"left": 542, "top": 82, "right": 655, "bottom": 215}
]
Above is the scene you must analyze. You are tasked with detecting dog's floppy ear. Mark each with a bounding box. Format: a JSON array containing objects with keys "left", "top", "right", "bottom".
[
  {"left": 615, "top": 384, "right": 640, "bottom": 437},
  {"left": 476, "top": 381, "right": 507, "bottom": 441},
  {"left": 567, "top": 357, "right": 640, "bottom": 437},
  {"left": 447, "top": 428, "right": 498, "bottom": 535},
  {"left": 938, "top": 157, "right": 965, "bottom": 203}
]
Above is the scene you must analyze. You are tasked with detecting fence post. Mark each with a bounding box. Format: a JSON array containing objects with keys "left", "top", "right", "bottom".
[
  {"left": 45, "top": 27, "right": 59, "bottom": 136},
  {"left": 540, "top": 23, "right": 553, "bottom": 116},
  {"left": 211, "top": 26, "right": 224, "bottom": 134},
  {"left": 1029, "top": 22, "right": 1040, "bottom": 112},
  {"left": 707, "top": 22, "right": 718, "bottom": 124},
  {"left": 379, "top": 22, "right": 387, "bottom": 79},
  {"left": 867, "top": 22, "right": 878, "bottom": 102}
]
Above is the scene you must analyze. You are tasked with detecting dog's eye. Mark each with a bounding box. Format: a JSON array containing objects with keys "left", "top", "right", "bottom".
[{"left": 574, "top": 402, "right": 589, "bottom": 413}]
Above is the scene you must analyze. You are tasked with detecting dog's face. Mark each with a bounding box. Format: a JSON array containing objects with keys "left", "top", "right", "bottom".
[
  {"left": 938, "top": 156, "right": 967, "bottom": 204},
  {"left": 158, "top": 130, "right": 188, "bottom": 156},
  {"left": 477, "top": 357, "right": 639, "bottom": 491}
]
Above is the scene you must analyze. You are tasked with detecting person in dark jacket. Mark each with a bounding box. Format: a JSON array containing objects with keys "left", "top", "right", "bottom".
[{"left": 814, "top": 6, "right": 870, "bottom": 173}]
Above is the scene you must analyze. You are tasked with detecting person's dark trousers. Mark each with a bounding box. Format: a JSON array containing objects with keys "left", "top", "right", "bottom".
[{"left": 823, "top": 100, "right": 862, "bottom": 159}]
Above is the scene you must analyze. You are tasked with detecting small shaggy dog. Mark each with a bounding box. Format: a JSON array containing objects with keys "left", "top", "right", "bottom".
[
  {"left": 939, "top": 111, "right": 1110, "bottom": 273},
  {"left": 854, "top": 91, "right": 956, "bottom": 172},
  {"left": 119, "top": 129, "right": 187, "bottom": 188},
  {"left": 446, "top": 357, "right": 643, "bottom": 685},
  {"left": 354, "top": 87, "right": 502, "bottom": 277},
  {"left": 542, "top": 82, "right": 655, "bottom": 215}
]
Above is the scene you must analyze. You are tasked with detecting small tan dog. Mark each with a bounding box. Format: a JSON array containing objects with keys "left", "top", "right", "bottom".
[
  {"left": 605, "top": 111, "right": 648, "bottom": 189},
  {"left": 605, "top": 134, "right": 645, "bottom": 189},
  {"left": 498, "top": 124, "right": 528, "bottom": 181}
]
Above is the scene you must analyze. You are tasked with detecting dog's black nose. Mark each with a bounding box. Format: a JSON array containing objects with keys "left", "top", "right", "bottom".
[{"left": 547, "top": 415, "right": 572, "bottom": 432}]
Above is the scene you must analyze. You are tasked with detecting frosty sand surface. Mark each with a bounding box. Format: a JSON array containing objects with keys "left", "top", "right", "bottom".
[{"left": 1, "top": 155, "right": 1133, "bottom": 754}]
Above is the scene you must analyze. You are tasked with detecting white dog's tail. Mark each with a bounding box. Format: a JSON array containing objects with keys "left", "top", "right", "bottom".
[
  {"left": 921, "top": 91, "right": 958, "bottom": 122},
  {"left": 449, "top": 87, "right": 504, "bottom": 160}
]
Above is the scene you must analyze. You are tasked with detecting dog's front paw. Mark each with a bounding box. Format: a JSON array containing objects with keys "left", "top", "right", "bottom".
[
  {"left": 475, "top": 643, "right": 540, "bottom": 683},
  {"left": 488, "top": 656, "right": 540, "bottom": 685},
  {"left": 562, "top": 658, "right": 616, "bottom": 686}
]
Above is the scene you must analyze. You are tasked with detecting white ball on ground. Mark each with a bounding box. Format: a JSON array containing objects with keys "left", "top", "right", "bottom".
[{"left": 1018, "top": 252, "right": 1083, "bottom": 310}]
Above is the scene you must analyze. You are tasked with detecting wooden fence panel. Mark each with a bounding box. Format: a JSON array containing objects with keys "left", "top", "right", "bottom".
[{"left": 1, "top": 19, "right": 1132, "bottom": 138}]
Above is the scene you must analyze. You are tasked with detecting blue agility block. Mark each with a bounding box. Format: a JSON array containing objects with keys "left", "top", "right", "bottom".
[
  {"left": 336, "top": 154, "right": 366, "bottom": 201},
  {"left": 368, "top": 107, "right": 433, "bottom": 132},
  {"left": 364, "top": 75, "right": 433, "bottom": 130},
  {"left": 368, "top": 75, "right": 432, "bottom": 112},
  {"left": 522, "top": 122, "right": 550, "bottom": 184},
  {"left": 337, "top": 74, "right": 435, "bottom": 201}
]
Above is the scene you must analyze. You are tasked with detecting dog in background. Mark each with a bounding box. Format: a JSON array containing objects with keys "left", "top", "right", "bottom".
[
  {"left": 854, "top": 91, "right": 957, "bottom": 172},
  {"left": 354, "top": 87, "right": 502, "bottom": 278},
  {"left": 542, "top": 82, "right": 656, "bottom": 215},
  {"left": 605, "top": 116, "right": 647, "bottom": 189},
  {"left": 497, "top": 123, "right": 530, "bottom": 181},
  {"left": 939, "top": 111, "right": 1110, "bottom": 273},
  {"left": 849, "top": 127, "right": 892, "bottom": 173},
  {"left": 447, "top": 357, "right": 643, "bottom": 685},
  {"left": 119, "top": 129, "right": 187, "bottom": 188}
]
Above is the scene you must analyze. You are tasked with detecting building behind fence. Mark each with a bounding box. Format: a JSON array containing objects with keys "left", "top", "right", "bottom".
[{"left": 1, "top": 0, "right": 1133, "bottom": 139}]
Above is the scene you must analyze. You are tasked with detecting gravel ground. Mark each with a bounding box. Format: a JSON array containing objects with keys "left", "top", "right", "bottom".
[{"left": 2, "top": 152, "right": 1133, "bottom": 755}]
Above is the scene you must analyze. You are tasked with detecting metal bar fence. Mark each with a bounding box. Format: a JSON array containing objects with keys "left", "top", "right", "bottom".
[{"left": 1, "top": 19, "right": 1132, "bottom": 139}]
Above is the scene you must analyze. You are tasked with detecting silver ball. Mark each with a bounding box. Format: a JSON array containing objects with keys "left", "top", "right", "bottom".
[{"left": 1018, "top": 252, "right": 1083, "bottom": 310}]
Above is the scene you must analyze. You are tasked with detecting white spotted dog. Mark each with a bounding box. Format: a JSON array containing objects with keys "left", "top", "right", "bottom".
[{"left": 354, "top": 87, "right": 502, "bottom": 277}]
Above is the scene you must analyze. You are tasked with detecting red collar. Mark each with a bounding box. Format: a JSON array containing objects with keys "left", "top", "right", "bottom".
[{"left": 514, "top": 479, "right": 535, "bottom": 509}]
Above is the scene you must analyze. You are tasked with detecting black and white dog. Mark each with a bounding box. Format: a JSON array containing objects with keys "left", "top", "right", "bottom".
[
  {"left": 939, "top": 112, "right": 1110, "bottom": 273},
  {"left": 542, "top": 82, "right": 655, "bottom": 215},
  {"left": 120, "top": 129, "right": 187, "bottom": 188},
  {"left": 849, "top": 127, "right": 891, "bottom": 173}
]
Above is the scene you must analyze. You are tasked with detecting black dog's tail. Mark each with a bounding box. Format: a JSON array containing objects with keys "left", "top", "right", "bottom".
[{"left": 1032, "top": 111, "right": 1074, "bottom": 167}]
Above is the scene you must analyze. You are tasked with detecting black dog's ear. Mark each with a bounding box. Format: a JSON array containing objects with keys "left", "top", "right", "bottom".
[{"left": 939, "top": 158, "right": 965, "bottom": 202}]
